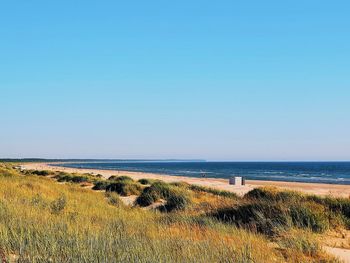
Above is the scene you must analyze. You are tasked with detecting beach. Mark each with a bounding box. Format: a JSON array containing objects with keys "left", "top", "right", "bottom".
[{"left": 22, "top": 162, "right": 350, "bottom": 198}]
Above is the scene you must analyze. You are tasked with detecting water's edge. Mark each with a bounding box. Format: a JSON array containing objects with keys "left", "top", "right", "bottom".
[{"left": 55, "top": 161, "right": 350, "bottom": 185}]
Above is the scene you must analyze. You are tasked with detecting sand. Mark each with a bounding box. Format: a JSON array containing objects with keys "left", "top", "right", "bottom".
[{"left": 21, "top": 162, "right": 350, "bottom": 198}]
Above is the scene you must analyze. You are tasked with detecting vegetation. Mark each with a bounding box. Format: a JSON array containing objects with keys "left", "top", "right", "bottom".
[
  {"left": 108, "top": 175, "right": 134, "bottom": 182},
  {"left": 0, "top": 163, "right": 343, "bottom": 262},
  {"left": 92, "top": 180, "right": 110, "bottom": 190},
  {"left": 106, "top": 181, "right": 143, "bottom": 196},
  {"left": 138, "top": 178, "right": 159, "bottom": 185},
  {"left": 136, "top": 181, "right": 193, "bottom": 211},
  {"left": 189, "top": 184, "right": 238, "bottom": 198}
]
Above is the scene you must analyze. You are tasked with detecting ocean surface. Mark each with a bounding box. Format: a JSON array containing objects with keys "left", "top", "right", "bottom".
[{"left": 57, "top": 161, "right": 350, "bottom": 185}]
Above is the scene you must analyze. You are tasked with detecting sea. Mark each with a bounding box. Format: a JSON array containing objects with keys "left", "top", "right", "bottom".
[{"left": 55, "top": 161, "right": 350, "bottom": 185}]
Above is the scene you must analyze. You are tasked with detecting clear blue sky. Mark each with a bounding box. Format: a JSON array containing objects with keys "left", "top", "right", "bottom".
[{"left": 1, "top": 1, "right": 349, "bottom": 160}]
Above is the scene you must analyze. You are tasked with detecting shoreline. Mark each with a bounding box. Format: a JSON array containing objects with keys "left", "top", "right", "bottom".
[{"left": 21, "top": 162, "right": 350, "bottom": 198}]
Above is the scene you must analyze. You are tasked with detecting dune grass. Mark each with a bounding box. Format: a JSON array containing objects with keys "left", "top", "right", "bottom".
[{"left": 0, "top": 163, "right": 342, "bottom": 262}]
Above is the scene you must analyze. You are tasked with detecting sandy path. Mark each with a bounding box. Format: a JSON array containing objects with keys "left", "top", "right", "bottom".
[
  {"left": 21, "top": 162, "right": 350, "bottom": 198},
  {"left": 325, "top": 247, "right": 350, "bottom": 263}
]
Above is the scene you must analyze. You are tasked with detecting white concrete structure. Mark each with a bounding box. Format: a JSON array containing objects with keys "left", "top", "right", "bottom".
[{"left": 229, "top": 176, "right": 244, "bottom": 186}]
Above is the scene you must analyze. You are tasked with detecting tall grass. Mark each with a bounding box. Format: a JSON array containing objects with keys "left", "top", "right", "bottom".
[{"left": 0, "top": 165, "right": 281, "bottom": 262}]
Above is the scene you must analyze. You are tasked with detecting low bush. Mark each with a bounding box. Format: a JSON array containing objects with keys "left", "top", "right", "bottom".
[
  {"left": 136, "top": 181, "right": 192, "bottom": 211},
  {"left": 212, "top": 200, "right": 330, "bottom": 235},
  {"left": 246, "top": 187, "right": 350, "bottom": 227},
  {"left": 106, "top": 181, "right": 142, "bottom": 196},
  {"left": 136, "top": 187, "right": 160, "bottom": 206},
  {"left": 211, "top": 202, "right": 290, "bottom": 236},
  {"left": 31, "top": 170, "right": 53, "bottom": 176},
  {"left": 55, "top": 174, "right": 89, "bottom": 184},
  {"left": 108, "top": 175, "right": 134, "bottom": 182},
  {"left": 289, "top": 205, "right": 329, "bottom": 233},
  {"left": 138, "top": 178, "right": 159, "bottom": 185},
  {"left": 92, "top": 181, "right": 110, "bottom": 190},
  {"left": 311, "top": 196, "right": 350, "bottom": 219},
  {"left": 163, "top": 188, "right": 192, "bottom": 212}
]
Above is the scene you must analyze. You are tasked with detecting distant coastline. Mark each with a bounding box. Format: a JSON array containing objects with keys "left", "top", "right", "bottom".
[
  {"left": 53, "top": 161, "right": 350, "bottom": 185},
  {"left": 22, "top": 162, "right": 350, "bottom": 198}
]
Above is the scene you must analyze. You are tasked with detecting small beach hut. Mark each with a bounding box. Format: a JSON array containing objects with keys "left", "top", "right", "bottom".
[{"left": 229, "top": 176, "right": 244, "bottom": 186}]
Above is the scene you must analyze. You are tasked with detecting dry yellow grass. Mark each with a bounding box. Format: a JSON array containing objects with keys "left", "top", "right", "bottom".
[{"left": 0, "top": 163, "right": 286, "bottom": 262}]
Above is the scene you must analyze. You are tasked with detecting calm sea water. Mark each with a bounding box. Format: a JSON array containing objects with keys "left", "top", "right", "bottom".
[{"left": 57, "top": 161, "right": 350, "bottom": 185}]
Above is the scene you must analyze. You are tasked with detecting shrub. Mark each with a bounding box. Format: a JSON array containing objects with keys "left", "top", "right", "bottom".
[
  {"left": 164, "top": 188, "right": 192, "bottom": 212},
  {"left": 106, "top": 181, "right": 142, "bottom": 196},
  {"left": 108, "top": 175, "right": 134, "bottom": 182},
  {"left": 108, "top": 175, "right": 118, "bottom": 180},
  {"left": 289, "top": 205, "right": 329, "bottom": 233},
  {"left": 31, "top": 170, "right": 52, "bottom": 176},
  {"left": 50, "top": 195, "right": 67, "bottom": 214},
  {"left": 136, "top": 181, "right": 192, "bottom": 211},
  {"left": 54, "top": 174, "right": 90, "bottom": 184},
  {"left": 311, "top": 196, "right": 350, "bottom": 219},
  {"left": 138, "top": 178, "right": 159, "bottom": 185},
  {"left": 70, "top": 176, "right": 89, "bottom": 183},
  {"left": 136, "top": 187, "right": 160, "bottom": 206},
  {"left": 211, "top": 202, "right": 291, "bottom": 236},
  {"left": 92, "top": 181, "right": 111, "bottom": 190}
]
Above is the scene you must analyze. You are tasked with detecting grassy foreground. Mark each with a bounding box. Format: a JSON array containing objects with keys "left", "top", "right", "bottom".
[{"left": 0, "top": 163, "right": 344, "bottom": 262}]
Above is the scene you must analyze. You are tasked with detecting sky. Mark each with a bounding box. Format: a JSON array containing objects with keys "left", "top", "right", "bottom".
[{"left": 0, "top": 1, "right": 349, "bottom": 161}]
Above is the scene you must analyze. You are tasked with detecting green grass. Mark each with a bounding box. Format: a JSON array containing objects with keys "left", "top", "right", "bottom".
[
  {"left": 106, "top": 181, "right": 143, "bottom": 196},
  {"left": 136, "top": 181, "right": 193, "bottom": 211},
  {"left": 189, "top": 184, "right": 238, "bottom": 198},
  {"left": 138, "top": 178, "right": 159, "bottom": 185},
  {"left": 0, "top": 163, "right": 341, "bottom": 262}
]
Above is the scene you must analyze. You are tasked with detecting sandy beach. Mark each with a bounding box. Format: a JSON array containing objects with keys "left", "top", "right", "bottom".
[{"left": 22, "top": 162, "right": 350, "bottom": 198}]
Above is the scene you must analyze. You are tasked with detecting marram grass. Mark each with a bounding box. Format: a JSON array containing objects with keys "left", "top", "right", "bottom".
[
  {"left": 0, "top": 163, "right": 340, "bottom": 262},
  {"left": 0, "top": 165, "right": 278, "bottom": 262}
]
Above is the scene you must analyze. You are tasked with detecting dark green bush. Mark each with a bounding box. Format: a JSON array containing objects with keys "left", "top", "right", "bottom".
[
  {"left": 108, "top": 175, "right": 134, "bottom": 182},
  {"left": 106, "top": 181, "right": 142, "bottom": 196},
  {"left": 92, "top": 181, "right": 111, "bottom": 190},
  {"left": 136, "top": 181, "right": 192, "bottom": 211},
  {"left": 164, "top": 188, "right": 191, "bottom": 212},
  {"left": 136, "top": 181, "right": 171, "bottom": 206},
  {"left": 55, "top": 174, "right": 89, "bottom": 183},
  {"left": 211, "top": 202, "right": 291, "bottom": 236},
  {"left": 246, "top": 188, "right": 350, "bottom": 223},
  {"left": 31, "top": 170, "right": 52, "bottom": 176},
  {"left": 136, "top": 186, "right": 160, "bottom": 206},
  {"left": 138, "top": 178, "right": 159, "bottom": 185}
]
